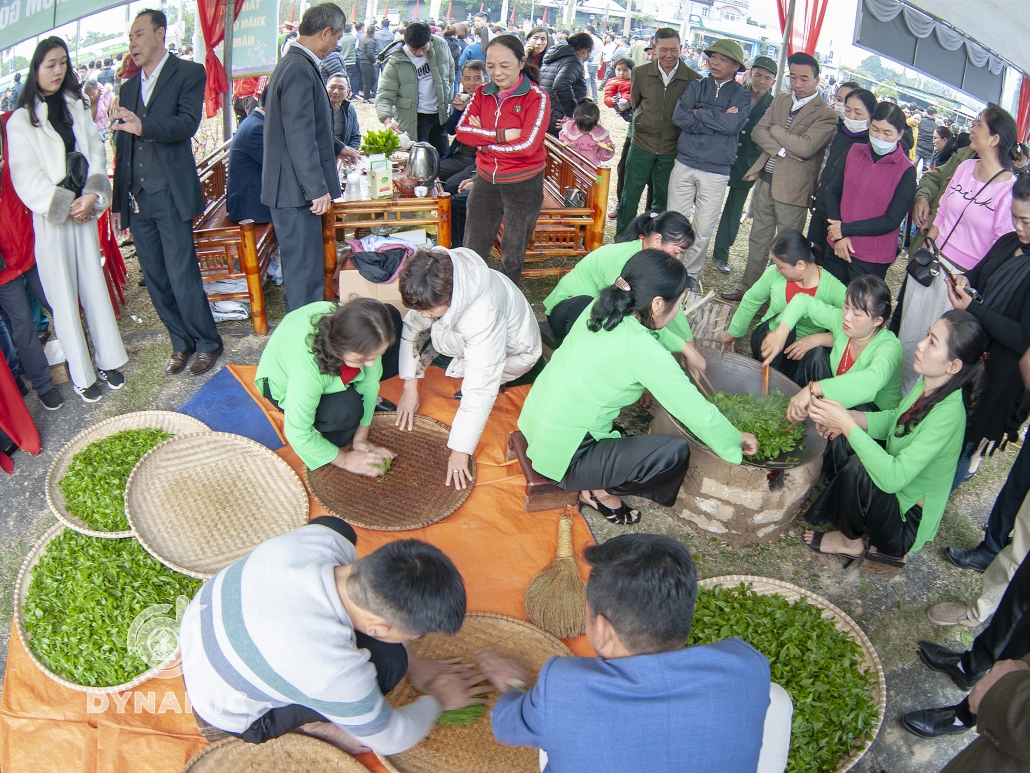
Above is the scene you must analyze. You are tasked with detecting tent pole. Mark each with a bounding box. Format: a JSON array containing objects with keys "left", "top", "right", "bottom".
[
  {"left": 773, "top": 0, "right": 796, "bottom": 96},
  {"left": 223, "top": 0, "right": 235, "bottom": 142}
]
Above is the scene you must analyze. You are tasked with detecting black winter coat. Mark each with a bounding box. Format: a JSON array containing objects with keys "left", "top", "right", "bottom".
[
  {"left": 540, "top": 45, "right": 586, "bottom": 134},
  {"left": 807, "top": 121, "right": 869, "bottom": 261}
]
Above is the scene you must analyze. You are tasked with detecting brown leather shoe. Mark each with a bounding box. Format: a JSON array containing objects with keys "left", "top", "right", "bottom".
[
  {"left": 721, "top": 287, "right": 746, "bottom": 302},
  {"left": 166, "top": 351, "right": 191, "bottom": 375},
  {"left": 188, "top": 349, "right": 222, "bottom": 375}
]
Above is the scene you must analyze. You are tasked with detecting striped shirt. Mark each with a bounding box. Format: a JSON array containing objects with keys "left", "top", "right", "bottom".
[{"left": 179, "top": 523, "right": 441, "bottom": 754}]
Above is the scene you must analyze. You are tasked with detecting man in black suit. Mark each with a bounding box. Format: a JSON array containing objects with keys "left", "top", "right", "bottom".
[
  {"left": 111, "top": 9, "right": 222, "bottom": 376},
  {"left": 262, "top": 3, "right": 346, "bottom": 312},
  {"left": 227, "top": 89, "right": 273, "bottom": 224}
]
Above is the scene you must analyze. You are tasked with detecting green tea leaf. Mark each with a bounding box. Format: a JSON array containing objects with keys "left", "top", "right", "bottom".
[{"left": 705, "top": 391, "right": 805, "bottom": 462}]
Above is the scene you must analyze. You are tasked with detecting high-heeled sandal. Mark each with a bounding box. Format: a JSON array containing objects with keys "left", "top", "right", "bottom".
[{"left": 580, "top": 490, "right": 640, "bottom": 526}]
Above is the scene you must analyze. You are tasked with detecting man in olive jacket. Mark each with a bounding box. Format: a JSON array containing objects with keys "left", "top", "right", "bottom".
[
  {"left": 375, "top": 22, "right": 455, "bottom": 156},
  {"left": 615, "top": 27, "right": 699, "bottom": 234},
  {"left": 724, "top": 52, "right": 837, "bottom": 300},
  {"left": 711, "top": 57, "right": 777, "bottom": 274}
]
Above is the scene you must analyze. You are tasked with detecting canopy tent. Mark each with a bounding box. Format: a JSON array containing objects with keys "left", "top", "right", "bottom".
[
  {"left": 0, "top": 0, "right": 126, "bottom": 51},
  {"left": 853, "top": 0, "right": 1020, "bottom": 106}
]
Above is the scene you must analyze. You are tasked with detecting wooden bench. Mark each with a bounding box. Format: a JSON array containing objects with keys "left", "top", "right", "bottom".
[
  {"left": 506, "top": 430, "right": 580, "bottom": 512},
  {"left": 193, "top": 140, "right": 278, "bottom": 335},
  {"left": 497, "top": 135, "right": 610, "bottom": 279}
]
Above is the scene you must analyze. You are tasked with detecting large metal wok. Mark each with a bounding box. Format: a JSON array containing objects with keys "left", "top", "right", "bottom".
[{"left": 679, "top": 349, "right": 826, "bottom": 469}]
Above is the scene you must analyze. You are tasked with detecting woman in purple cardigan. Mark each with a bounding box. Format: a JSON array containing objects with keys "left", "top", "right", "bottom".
[{"left": 822, "top": 101, "right": 916, "bottom": 284}]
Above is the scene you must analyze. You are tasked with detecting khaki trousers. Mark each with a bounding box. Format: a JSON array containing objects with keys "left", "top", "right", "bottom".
[
  {"left": 968, "top": 489, "right": 1030, "bottom": 624},
  {"left": 741, "top": 179, "right": 809, "bottom": 289},
  {"left": 667, "top": 161, "right": 729, "bottom": 278}
]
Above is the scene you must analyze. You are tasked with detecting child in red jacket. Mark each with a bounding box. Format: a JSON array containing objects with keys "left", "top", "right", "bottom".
[{"left": 602, "top": 58, "right": 633, "bottom": 121}]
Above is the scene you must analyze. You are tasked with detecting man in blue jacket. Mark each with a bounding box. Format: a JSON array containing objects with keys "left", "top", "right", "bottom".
[
  {"left": 667, "top": 38, "right": 751, "bottom": 290},
  {"left": 482, "top": 534, "right": 788, "bottom": 773},
  {"left": 227, "top": 89, "right": 272, "bottom": 224}
]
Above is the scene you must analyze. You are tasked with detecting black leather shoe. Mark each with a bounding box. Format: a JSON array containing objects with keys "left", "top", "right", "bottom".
[
  {"left": 918, "top": 641, "right": 979, "bottom": 690},
  {"left": 713, "top": 258, "right": 732, "bottom": 274},
  {"left": 902, "top": 706, "right": 970, "bottom": 738},
  {"left": 946, "top": 545, "right": 992, "bottom": 573},
  {"left": 685, "top": 276, "right": 700, "bottom": 294}
]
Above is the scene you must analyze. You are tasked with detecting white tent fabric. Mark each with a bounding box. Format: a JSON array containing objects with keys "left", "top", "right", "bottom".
[{"left": 876, "top": 0, "right": 1030, "bottom": 74}]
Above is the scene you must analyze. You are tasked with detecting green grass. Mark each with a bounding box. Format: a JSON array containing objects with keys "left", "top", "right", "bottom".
[{"left": 99, "top": 338, "right": 170, "bottom": 418}]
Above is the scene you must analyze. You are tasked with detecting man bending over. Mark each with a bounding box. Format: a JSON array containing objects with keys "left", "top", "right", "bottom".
[{"left": 180, "top": 517, "right": 485, "bottom": 754}]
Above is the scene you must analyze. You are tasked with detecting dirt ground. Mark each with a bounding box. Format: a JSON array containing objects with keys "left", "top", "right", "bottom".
[{"left": 0, "top": 100, "right": 1017, "bottom": 772}]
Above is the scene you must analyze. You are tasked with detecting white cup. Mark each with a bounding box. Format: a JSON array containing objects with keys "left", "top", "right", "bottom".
[{"left": 414, "top": 185, "right": 429, "bottom": 198}]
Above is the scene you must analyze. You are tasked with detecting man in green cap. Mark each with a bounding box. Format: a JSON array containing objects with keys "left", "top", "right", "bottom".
[
  {"left": 711, "top": 56, "right": 777, "bottom": 275},
  {"left": 666, "top": 38, "right": 752, "bottom": 289}
]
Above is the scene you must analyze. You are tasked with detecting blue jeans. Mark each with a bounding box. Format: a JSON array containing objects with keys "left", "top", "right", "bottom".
[{"left": 586, "top": 64, "right": 599, "bottom": 100}]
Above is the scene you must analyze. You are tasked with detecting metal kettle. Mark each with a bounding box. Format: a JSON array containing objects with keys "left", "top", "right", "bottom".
[{"left": 404, "top": 142, "right": 440, "bottom": 185}]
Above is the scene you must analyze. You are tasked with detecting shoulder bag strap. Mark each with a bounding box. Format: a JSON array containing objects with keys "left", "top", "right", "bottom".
[{"left": 936, "top": 168, "right": 1008, "bottom": 253}]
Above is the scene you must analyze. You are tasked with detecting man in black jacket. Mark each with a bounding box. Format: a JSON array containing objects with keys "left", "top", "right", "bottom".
[
  {"left": 262, "top": 3, "right": 346, "bottom": 312},
  {"left": 111, "top": 8, "right": 222, "bottom": 376},
  {"left": 916, "top": 106, "right": 938, "bottom": 171}
]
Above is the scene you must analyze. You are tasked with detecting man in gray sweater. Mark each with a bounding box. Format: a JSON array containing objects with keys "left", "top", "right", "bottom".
[{"left": 667, "top": 39, "right": 751, "bottom": 289}]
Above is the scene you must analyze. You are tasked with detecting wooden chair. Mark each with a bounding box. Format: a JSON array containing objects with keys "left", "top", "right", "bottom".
[
  {"left": 192, "top": 140, "right": 278, "bottom": 335},
  {"left": 506, "top": 430, "right": 580, "bottom": 512}
]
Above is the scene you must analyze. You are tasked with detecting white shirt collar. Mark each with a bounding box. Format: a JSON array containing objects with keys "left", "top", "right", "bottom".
[
  {"left": 791, "top": 91, "right": 818, "bottom": 111},
  {"left": 659, "top": 59, "right": 679, "bottom": 86},
  {"left": 140, "top": 51, "right": 170, "bottom": 106},
  {"left": 292, "top": 40, "right": 322, "bottom": 66}
]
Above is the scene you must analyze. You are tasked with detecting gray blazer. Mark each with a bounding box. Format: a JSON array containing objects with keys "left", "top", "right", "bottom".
[
  {"left": 262, "top": 46, "right": 343, "bottom": 208},
  {"left": 112, "top": 54, "right": 205, "bottom": 224}
]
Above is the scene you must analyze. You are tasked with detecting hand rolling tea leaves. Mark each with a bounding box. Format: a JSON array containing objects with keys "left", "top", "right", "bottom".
[
  {"left": 688, "top": 584, "right": 878, "bottom": 773},
  {"left": 23, "top": 531, "right": 202, "bottom": 688},
  {"left": 59, "top": 429, "right": 172, "bottom": 531},
  {"left": 707, "top": 391, "right": 805, "bottom": 462}
]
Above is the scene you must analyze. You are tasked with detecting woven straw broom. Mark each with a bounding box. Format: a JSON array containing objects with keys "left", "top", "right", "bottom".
[{"left": 524, "top": 509, "right": 586, "bottom": 639}]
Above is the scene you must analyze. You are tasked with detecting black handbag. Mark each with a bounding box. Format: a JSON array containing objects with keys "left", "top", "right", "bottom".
[
  {"left": 907, "top": 168, "right": 1006, "bottom": 287},
  {"left": 58, "top": 151, "right": 88, "bottom": 198}
]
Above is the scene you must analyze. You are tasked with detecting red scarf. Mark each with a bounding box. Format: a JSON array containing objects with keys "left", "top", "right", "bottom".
[{"left": 340, "top": 365, "right": 360, "bottom": 385}]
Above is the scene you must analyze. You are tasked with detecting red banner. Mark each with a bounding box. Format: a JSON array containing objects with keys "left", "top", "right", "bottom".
[
  {"left": 777, "top": 0, "right": 829, "bottom": 57},
  {"left": 1018, "top": 73, "right": 1030, "bottom": 143},
  {"left": 198, "top": 0, "right": 244, "bottom": 119}
]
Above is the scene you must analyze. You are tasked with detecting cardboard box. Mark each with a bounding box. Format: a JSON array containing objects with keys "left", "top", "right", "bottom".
[
  {"left": 44, "top": 340, "right": 70, "bottom": 385},
  {"left": 336, "top": 267, "right": 407, "bottom": 315},
  {"left": 369, "top": 157, "right": 393, "bottom": 199}
]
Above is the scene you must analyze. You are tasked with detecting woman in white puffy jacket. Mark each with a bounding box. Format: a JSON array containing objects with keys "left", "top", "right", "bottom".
[
  {"left": 396, "top": 247, "right": 542, "bottom": 488},
  {"left": 8, "top": 37, "right": 126, "bottom": 404}
]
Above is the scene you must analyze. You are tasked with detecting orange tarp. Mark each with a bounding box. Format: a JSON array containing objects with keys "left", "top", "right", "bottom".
[{"left": 0, "top": 366, "right": 597, "bottom": 773}]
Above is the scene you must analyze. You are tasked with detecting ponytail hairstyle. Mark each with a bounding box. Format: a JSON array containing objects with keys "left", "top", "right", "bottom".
[
  {"left": 896, "top": 309, "right": 986, "bottom": 436},
  {"left": 770, "top": 228, "right": 817, "bottom": 267},
  {"left": 309, "top": 298, "right": 397, "bottom": 375},
  {"left": 844, "top": 275, "right": 892, "bottom": 329},
  {"left": 980, "top": 104, "right": 1020, "bottom": 170},
  {"left": 485, "top": 34, "right": 540, "bottom": 84},
  {"left": 588, "top": 248, "right": 688, "bottom": 333},
  {"left": 616, "top": 210, "right": 695, "bottom": 253}
]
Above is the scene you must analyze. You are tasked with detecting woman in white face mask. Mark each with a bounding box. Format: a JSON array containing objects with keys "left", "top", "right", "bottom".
[
  {"left": 807, "top": 86, "right": 876, "bottom": 264},
  {"left": 822, "top": 101, "right": 916, "bottom": 284}
]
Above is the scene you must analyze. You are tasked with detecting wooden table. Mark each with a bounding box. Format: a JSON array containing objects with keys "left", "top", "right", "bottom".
[{"left": 320, "top": 183, "right": 452, "bottom": 300}]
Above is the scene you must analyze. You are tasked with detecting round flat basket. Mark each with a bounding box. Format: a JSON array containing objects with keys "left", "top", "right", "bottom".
[
  {"left": 378, "top": 612, "right": 572, "bottom": 773},
  {"left": 14, "top": 523, "right": 177, "bottom": 694},
  {"left": 304, "top": 413, "right": 475, "bottom": 531},
  {"left": 125, "top": 432, "right": 309, "bottom": 579},
  {"left": 181, "top": 734, "right": 371, "bottom": 773},
  {"left": 46, "top": 410, "right": 210, "bottom": 538},
  {"left": 699, "top": 575, "right": 886, "bottom": 773}
]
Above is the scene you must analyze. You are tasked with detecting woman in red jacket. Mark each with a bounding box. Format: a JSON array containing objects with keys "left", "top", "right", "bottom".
[{"left": 455, "top": 35, "right": 549, "bottom": 284}]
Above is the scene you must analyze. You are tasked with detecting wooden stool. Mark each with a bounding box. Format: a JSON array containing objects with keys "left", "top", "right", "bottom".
[
  {"left": 507, "top": 431, "right": 580, "bottom": 513},
  {"left": 861, "top": 548, "right": 907, "bottom": 577}
]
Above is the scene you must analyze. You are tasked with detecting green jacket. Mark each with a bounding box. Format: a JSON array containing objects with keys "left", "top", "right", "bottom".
[
  {"left": 908, "top": 146, "right": 977, "bottom": 255},
  {"left": 850, "top": 385, "right": 966, "bottom": 552},
  {"left": 629, "top": 60, "right": 698, "bottom": 156},
  {"left": 255, "top": 301, "right": 382, "bottom": 469},
  {"left": 774, "top": 294, "right": 903, "bottom": 410},
  {"left": 728, "top": 265, "right": 846, "bottom": 339},
  {"left": 519, "top": 300, "right": 743, "bottom": 481},
  {"left": 727, "top": 88, "right": 773, "bottom": 189},
  {"left": 542, "top": 241, "right": 693, "bottom": 352},
  {"left": 375, "top": 36, "right": 455, "bottom": 137}
]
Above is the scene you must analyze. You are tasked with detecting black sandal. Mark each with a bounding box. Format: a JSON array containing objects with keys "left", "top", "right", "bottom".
[
  {"left": 580, "top": 490, "right": 640, "bottom": 526},
  {"left": 804, "top": 530, "right": 862, "bottom": 568}
]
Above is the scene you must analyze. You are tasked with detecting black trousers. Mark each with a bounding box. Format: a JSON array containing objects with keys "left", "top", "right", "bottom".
[
  {"left": 416, "top": 113, "right": 449, "bottom": 158},
  {"left": 558, "top": 432, "right": 691, "bottom": 507},
  {"left": 0, "top": 267, "right": 53, "bottom": 394},
  {"left": 980, "top": 439, "right": 1030, "bottom": 559},
  {"left": 359, "top": 61, "right": 377, "bottom": 98},
  {"left": 235, "top": 516, "right": 408, "bottom": 744},
  {"left": 464, "top": 173, "right": 545, "bottom": 285},
  {"left": 346, "top": 63, "right": 363, "bottom": 97},
  {"left": 438, "top": 154, "right": 476, "bottom": 184},
  {"left": 821, "top": 250, "right": 891, "bottom": 285},
  {"left": 132, "top": 187, "right": 222, "bottom": 354},
  {"left": 547, "top": 295, "right": 592, "bottom": 344},
  {"left": 269, "top": 203, "right": 326, "bottom": 313},
  {"left": 265, "top": 382, "right": 363, "bottom": 448},
  {"left": 805, "top": 455, "right": 921, "bottom": 557}
]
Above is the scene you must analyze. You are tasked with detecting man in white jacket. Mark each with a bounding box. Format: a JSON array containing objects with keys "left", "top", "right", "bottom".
[{"left": 395, "top": 248, "right": 543, "bottom": 488}]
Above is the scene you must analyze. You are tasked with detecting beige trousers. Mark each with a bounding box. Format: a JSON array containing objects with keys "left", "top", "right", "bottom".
[{"left": 967, "top": 489, "right": 1030, "bottom": 624}]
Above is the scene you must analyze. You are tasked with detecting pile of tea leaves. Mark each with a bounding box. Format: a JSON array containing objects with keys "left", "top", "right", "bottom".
[
  {"left": 23, "top": 530, "right": 201, "bottom": 687},
  {"left": 708, "top": 390, "right": 804, "bottom": 462},
  {"left": 688, "top": 583, "right": 879, "bottom": 773},
  {"left": 438, "top": 704, "right": 487, "bottom": 726},
  {"left": 59, "top": 428, "right": 172, "bottom": 531}
]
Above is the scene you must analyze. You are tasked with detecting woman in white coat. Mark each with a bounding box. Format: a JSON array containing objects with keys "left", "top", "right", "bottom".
[
  {"left": 396, "top": 247, "right": 543, "bottom": 488},
  {"left": 8, "top": 37, "right": 126, "bottom": 403}
]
